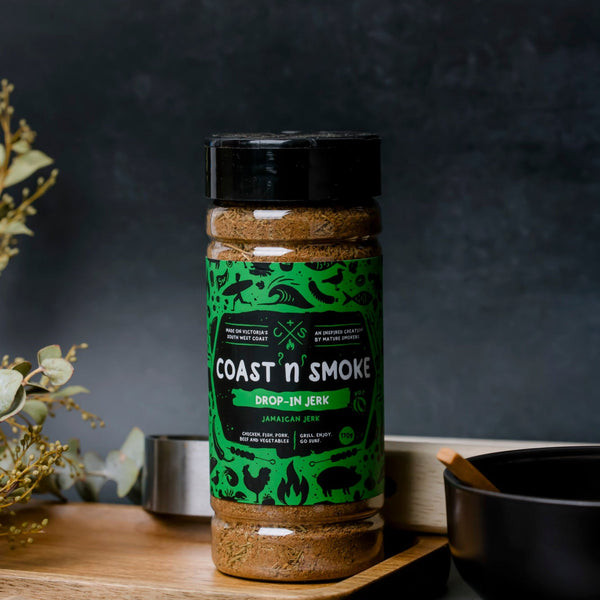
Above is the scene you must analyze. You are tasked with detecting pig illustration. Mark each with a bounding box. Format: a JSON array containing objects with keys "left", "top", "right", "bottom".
[{"left": 316, "top": 466, "right": 361, "bottom": 496}]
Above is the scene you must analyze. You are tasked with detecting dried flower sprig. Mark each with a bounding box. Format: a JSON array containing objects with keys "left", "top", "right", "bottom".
[
  {"left": 0, "top": 511, "right": 48, "bottom": 550},
  {"left": 0, "top": 345, "right": 144, "bottom": 514}
]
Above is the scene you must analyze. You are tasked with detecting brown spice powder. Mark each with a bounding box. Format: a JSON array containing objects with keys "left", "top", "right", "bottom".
[
  {"left": 212, "top": 497, "right": 384, "bottom": 581},
  {"left": 207, "top": 200, "right": 384, "bottom": 581},
  {"left": 207, "top": 202, "right": 381, "bottom": 262}
]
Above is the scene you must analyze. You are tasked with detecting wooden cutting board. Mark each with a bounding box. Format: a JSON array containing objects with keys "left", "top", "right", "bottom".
[{"left": 0, "top": 503, "right": 449, "bottom": 599}]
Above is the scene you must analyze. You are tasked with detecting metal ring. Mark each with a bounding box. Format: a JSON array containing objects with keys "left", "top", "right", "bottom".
[{"left": 142, "top": 435, "right": 212, "bottom": 517}]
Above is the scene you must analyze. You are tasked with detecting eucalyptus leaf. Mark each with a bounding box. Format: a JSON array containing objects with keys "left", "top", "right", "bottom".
[
  {"left": 55, "top": 470, "right": 74, "bottom": 491},
  {"left": 126, "top": 473, "right": 143, "bottom": 505},
  {"left": 48, "top": 385, "right": 90, "bottom": 399},
  {"left": 74, "top": 479, "right": 98, "bottom": 502},
  {"left": 51, "top": 438, "right": 82, "bottom": 491},
  {"left": 66, "top": 438, "right": 81, "bottom": 458},
  {"left": 0, "top": 441, "right": 16, "bottom": 471},
  {"left": 75, "top": 451, "right": 106, "bottom": 502},
  {"left": 37, "top": 344, "right": 61, "bottom": 365},
  {"left": 40, "top": 357, "right": 74, "bottom": 386},
  {"left": 119, "top": 426, "right": 145, "bottom": 470},
  {"left": 104, "top": 450, "right": 139, "bottom": 498},
  {"left": 25, "top": 382, "right": 52, "bottom": 394},
  {"left": 0, "top": 386, "right": 26, "bottom": 422},
  {"left": 0, "top": 370, "right": 24, "bottom": 413},
  {"left": 12, "top": 361, "right": 32, "bottom": 377},
  {"left": 0, "top": 220, "right": 33, "bottom": 236},
  {"left": 22, "top": 400, "right": 48, "bottom": 424},
  {"left": 11, "top": 140, "right": 30, "bottom": 154},
  {"left": 3, "top": 150, "right": 54, "bottom": 188}
]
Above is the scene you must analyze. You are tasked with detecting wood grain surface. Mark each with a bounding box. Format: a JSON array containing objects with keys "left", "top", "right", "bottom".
[{"left": 0, "top": 503, "right": 448, "bottom": 600}]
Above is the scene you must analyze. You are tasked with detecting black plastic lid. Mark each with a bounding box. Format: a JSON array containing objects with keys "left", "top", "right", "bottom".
[{"left": 205, "top": 131, "right": 381, "bottom": 202}]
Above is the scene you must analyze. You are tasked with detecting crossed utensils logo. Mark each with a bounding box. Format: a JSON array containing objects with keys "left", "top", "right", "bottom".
[{"left": 274, "top": 319, "right": 307, "bottom": 351}]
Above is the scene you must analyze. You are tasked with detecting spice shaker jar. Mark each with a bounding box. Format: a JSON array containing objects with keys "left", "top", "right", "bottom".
[{"left": 205, "top": 132, "right": 384, "bottom": 581}]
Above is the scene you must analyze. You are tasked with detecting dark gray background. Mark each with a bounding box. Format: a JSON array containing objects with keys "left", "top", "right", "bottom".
[{"left": 0, "top": 0, "right": 598, "bottom": 464}]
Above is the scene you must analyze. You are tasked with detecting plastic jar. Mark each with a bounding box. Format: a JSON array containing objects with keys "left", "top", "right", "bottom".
[{"left": 205, "top": 132, "right": 384, "bottom": 581}]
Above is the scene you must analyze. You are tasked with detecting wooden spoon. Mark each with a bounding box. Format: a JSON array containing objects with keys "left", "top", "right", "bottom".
[{"left": 437, "top": 447, "right": 500, "bottom": 493}]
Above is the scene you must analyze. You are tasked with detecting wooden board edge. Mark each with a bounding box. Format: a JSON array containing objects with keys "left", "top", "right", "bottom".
[
  {"left": 316, "top": 535, "right": 449, "bottom": 599},
  {"left": 0, "top": 568, "right": 226, "bottom": 600}
]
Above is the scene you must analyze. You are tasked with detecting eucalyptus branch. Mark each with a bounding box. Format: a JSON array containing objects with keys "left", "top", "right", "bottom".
[
  {"left": 0, "top": 80, "right": 144, "bottom": 548},
  {"left": 22, "top": 367, "right": 44, "bottom": 386},
  {"left": 14, "top": 171, "right": 58, "bottom": 214}
]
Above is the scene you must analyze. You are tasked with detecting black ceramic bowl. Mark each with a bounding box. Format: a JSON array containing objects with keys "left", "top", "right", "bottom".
[{"left": 444, "top": 446, "right": 600, "bottom": 600}]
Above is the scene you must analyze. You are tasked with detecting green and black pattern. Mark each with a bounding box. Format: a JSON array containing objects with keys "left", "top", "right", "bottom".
[{"left": 207, "top": 257, "right": 384, "bottom": 506}]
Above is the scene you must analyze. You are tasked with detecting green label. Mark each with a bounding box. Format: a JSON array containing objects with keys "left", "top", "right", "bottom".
[{"left": 207, "top": 257, "right": 384, "bottom": 506}]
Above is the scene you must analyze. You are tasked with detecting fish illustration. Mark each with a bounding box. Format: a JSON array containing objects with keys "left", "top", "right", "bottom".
[
  {"left": 343, "top": 291, "right": 373, "bottom": 306},
  {"left": 265, "top": 284, "right": 313, "bottom": 308},
  {"left": 306, "top": 262, "right": 341, "bottom": 271}
]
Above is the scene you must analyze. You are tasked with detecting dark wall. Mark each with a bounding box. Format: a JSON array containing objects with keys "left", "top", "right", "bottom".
[{"left": 0, "top": 0, "right": 598, "bottom": 457}]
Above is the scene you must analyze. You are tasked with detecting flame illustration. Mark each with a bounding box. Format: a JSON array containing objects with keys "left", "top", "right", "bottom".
[
  {"left": 286, "top": 339, "right": 295, "bottom": 351},
  {"left": 277, "top": 461, "right": 309, "bottom": 505}
]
